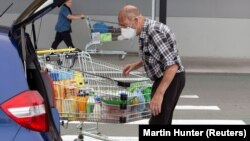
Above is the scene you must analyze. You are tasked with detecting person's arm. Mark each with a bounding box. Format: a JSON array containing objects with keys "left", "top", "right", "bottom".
[
  {"left": 131, "top": 60, "right": 143, "bottom": 70},
  {"left": 123, "top": 60, "right": 143, "bottom": 77},
  {"left": 149, "top": 28, "right": 179, "bottom": 116},
  {"left": 67, "top": 14, "right": 84, "bottom": 20},
  {"left": 150, "top": 64, "right": 178, "bottom": 116},
  {"left": 61, "top": 6, "right": 84, "bottom": 20}
]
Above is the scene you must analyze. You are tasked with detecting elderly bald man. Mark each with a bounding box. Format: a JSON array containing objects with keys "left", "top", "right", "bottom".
[{"left": 118, "top": 5, "right": 186, "bottom": 125}]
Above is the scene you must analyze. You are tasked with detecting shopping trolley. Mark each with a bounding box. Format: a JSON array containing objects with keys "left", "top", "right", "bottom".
[
  {"left": 37, "top": 49, "right": 152, "bottom": 141},
  {"left": 84, "top": 17, "right": 127, "bottom": 59}
]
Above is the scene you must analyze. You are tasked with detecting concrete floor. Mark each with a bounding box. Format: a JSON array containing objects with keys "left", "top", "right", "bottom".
[
  {"left": 91, "top": 53, "right": 250, "bottom": 74},
  {"left": 61, "top": 73, "right": 250, "bottom": 141},
  {"left": 61, "top": 54, "right": 250, "bottom": 139}
]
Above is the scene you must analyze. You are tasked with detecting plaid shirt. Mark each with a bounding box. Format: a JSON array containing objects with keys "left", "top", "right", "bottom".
[{"left": 139, "top": 18, "right": 185, "bottom": 81}]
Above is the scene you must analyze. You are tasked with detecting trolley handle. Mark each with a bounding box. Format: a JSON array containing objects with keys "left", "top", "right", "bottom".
[
  {"left": 84, "top": 16, "right": 121, "bottom": 33},
  {"left": 85, "top": 16, "right": 119, "bottom": 25},
  {"left": 43, "top": 61, "right": 147, "bottom": 88},
  {"left": 83, "top": 71, "right": 147, "bottom": 88},
  {"left": 64, "top": 52, "right": 78, "bottom": 69},
  {"left": 36, "top": 48, "right": 76, "bottom": 55},
  {"left": 91, "top": 19, "right": 119, "bottom": 25}
]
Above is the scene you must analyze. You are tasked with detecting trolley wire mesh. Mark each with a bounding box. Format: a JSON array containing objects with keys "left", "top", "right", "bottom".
[{"left": 38, "top": 51, "right": 152, "bottom": 123}]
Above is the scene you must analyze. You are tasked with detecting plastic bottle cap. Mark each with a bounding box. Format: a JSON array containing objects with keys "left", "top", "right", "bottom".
[{"left": 95, "top": 97, "right": 101, "bottom": 102}]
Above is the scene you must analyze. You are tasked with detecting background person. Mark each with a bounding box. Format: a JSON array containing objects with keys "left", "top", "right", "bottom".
[{"left": 51, "top": 0, "right": 84, "bottom": 50}]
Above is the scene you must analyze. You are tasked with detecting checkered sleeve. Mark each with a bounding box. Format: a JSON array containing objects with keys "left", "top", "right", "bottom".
[{"left": 151, "top": 29, "right": 177, "bottom": 70}]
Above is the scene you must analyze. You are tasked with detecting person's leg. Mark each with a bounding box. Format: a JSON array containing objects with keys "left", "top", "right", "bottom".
[
  {"left": 51, "top": 32, "right": 63, "bottom": 49},
  {"left": 149, "top": 78, "right": 164, "bottom": 124},
  {"left": 149, "top": 72, "right": 186, "bottom": 125},
  {"left": 61, "top": 31, "right": 75, "bottom": 48},
  {"left": 165, "top": 72, "right": 185, "bottom": 124}
]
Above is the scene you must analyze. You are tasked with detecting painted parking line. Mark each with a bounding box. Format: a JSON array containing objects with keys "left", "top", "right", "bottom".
[
  {"left": 62, "top": 119, "right": 245, "bottom": 125},
  {"left": 61, "top": 119, "right": 246, "bottom": 141},
  {"left": 173, "top": 119, "right": 246, "bottom": 125},
  {"left": 62, "top": 135, "right": 138, "bottom": 141},
  {"left": 180, "top": 95, "right": 199, "bottom": 99},
  {"left": 176, "top": 105, "right": 220, "bottom": 110},
  {"left": 126, "top": 119, "right": 246, "bottom": 125}
]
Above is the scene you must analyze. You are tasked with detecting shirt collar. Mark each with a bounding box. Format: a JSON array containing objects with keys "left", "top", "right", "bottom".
[{"left": 139, "top": 18, "right": 150, "bottom": 39}]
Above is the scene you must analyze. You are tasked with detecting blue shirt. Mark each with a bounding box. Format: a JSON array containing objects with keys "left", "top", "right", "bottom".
[{"left": 55, "top": 5, "right": 72, "bottom": 32}]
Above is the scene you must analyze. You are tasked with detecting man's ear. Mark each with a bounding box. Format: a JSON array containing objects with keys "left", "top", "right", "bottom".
[
  {"left": 134, "top": 17, "right": 139, "bottom": 23},
  {"left": 133, "top": 17, "right": 138, "bottom": 28},
  {"left": 134, "top": 17, "right": 141, "bottom": 28}
]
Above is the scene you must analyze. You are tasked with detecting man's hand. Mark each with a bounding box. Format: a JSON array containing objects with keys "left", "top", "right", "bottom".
[
  {"left": 122, "top": 60, "right": 143, "bottom": 77},
  {"left": 150, "top": 93, "right": 163, "bottom": 116},
  {"left": 122, "top": 64, "right": 134, "bottom": 77},
  {"left": 150, "top": 64, "right": 178, "bottom": 116}
]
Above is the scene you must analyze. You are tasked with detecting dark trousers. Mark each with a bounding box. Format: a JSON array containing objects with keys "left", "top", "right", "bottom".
[
  {"left": 149, "top": 71, "right": 186, "bottom": 125},
  {"left": 51, "top": 31, "right": 75, "bottom": 49}
]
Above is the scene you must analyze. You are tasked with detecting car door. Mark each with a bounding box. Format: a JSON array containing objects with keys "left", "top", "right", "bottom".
[{"left": 8, "top": 0, "right": 67, "bottom": 140}]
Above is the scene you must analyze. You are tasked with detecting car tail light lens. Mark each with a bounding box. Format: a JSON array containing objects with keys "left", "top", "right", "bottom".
[
  {"left": 45, "top": 71, "right": 56, "bottom": 107},
  {"left": 1, "top": 90, "right": 49, "bottom": 132}
]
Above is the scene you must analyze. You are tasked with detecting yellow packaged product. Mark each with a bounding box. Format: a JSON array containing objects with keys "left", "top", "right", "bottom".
[
  {"left": 57, "top": 80, "right": 66, "bottom": 99},
  {"left": 52, "top": 81, "right": 59, "bottom": 98},
  {"left": 65, "top": 80, "right": 79, "bottom": 98},
  {"left": 55, "top": 98, "right": 62, "bottom": 113},
  {"left": 62, "top": 97, "right": 78, "bottom": 120},
  {"left": 76, "top": 95, "right": 89, "bottom": 119},
  {"left": 74, "top": 71, "right": 85, "bottom": 87}
]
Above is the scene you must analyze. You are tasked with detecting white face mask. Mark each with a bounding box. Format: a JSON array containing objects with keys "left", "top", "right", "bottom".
[{"left": 119, "top": 27, "right": 136, "bottom": 40}]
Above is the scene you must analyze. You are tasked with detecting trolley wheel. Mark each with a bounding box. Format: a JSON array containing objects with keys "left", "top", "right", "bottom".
[
  {"left": 119, "top": 54, "right": 126, "bottom": 60},
  {"left": 74, "top": 134, "right": 83, "bottom": 141},
  {"left": 74, "top": 132, "right": 84, "bottom": 141}
]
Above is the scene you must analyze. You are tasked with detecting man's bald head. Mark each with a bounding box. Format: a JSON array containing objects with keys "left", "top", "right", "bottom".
[{"left": 118, "top": 5, "right": 141, "bottom": 24}]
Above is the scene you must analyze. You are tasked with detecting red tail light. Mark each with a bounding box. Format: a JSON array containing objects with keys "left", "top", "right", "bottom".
[
  {"left": 1, "top": 90, "right": 49, "bottom": 132},
  {"left": 46, "top": 71, "right": 56, "bottom": 107}
]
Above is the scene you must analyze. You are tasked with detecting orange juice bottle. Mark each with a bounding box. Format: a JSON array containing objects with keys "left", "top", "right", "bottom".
[
  {"left": 59, "top": 80, "right": 66, "bottom": 99},
  {"left": 55, "top": 98, "right": 62, "bottom": 113},
  {"left": 76, "top": 95, "right": 89, "bottom": 120},
  {"left": 53, "top": 81, "right": 60, "bottom": 98},
  {"left": 70, "top": 80, "right": 79, "bottom": 96}
]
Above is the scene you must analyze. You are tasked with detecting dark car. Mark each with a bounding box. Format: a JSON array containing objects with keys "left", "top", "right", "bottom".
[{"left": 0, "top": 0, "right": 66, "bottom": 141}]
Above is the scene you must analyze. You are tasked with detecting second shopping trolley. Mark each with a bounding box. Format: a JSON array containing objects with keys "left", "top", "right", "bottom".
[{"left": 84, "top": 17, "right": 127, "bottom": 59}]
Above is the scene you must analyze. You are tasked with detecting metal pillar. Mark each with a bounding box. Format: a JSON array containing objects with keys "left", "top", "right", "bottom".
[
  {"left": 159, "top": 0, "right": 167, "bottom": 24},
  {"left": 151, "top": 0, "right": 156, "bottom": 20}
]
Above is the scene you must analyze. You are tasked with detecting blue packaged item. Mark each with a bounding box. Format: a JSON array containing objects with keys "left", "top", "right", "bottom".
[
  {"left": 93, "top": 22, "right": 111, "bottom": 33},
  {"left": 134, "top": 89, "right": 146, "bottom": 112},
  {"left": 49, "top": 70, "right": 74, "bottom": 81},
  {"left": 49, "top": 72, "right": 59, "bottom": 81},
  {"left": 66, "top": 70, "right": 72, "bottom": 79}
]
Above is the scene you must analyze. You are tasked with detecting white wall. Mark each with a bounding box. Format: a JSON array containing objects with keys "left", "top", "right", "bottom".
[
  {"left": 2, "top": 14, "right": 250, "bottom": 59},
  {"left": 168, "top": 17, "right": 250, "bottom": 59},
  {"left": 35, "top": 15, "right": 250, "bottom": 59}
]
